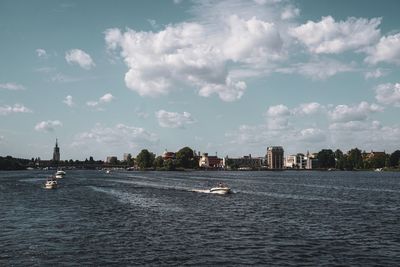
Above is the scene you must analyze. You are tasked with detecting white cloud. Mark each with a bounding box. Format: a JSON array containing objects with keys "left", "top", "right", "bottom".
[
  {"left": 364, "top": 68, "right": 387, "bottom": 79},
  {"left": 290, "top": 16, "right": 381, "bottom": 54},
  {"left": 265, "top": 104, "right": 290, "bottom": 130},
  {"left": 65, "top": 49, "right": 95, "bottom": 70},
  {"left": 104, "top": 5, "right": 285, "bottom": 102},
  {"left": 293, "top": 102, "right": 323, "bottom": 115},
  {"left": 155, "top": 110, "right": 195, "bottom": 128},
  {"left": 375, "top": 83, "right": 400, "bottom": 107},
  {"left": 0, "top": 82, "right": 26, "bottom": 90},
  {"left": 277, "top": 59, "right": 355, "bottom": 80},
  {"left": 297, "top": 128, "right": 326, "bottom": 143},
  {"left": 0, "top": 104, "right": 32, "bottom": 115},
  {"left": 281, "top": 5, "right": 300, "bottom": 20},
  {"left": 99, "top": 93, "right": 114, "bottom": 103},
  {"left": 34, "top": 120, "right": 62, "bottom": 132},
  {"left": 86, "top": 93, "right": 115, "bottom": 107},
  {"left": 72, "top": 123, "right": 158, "bottom": 152},
  {"left": 365, "top": 33, "right": 400, "bottom": 65},
  {"left": 63, "top": 95, "right": 74, "bottom": 107},
  {"left": 328, "top": 101, "right": 383, "bottom": 122},
  {"left": 36, "top": 48, "right": 47, "bottom": 58}
]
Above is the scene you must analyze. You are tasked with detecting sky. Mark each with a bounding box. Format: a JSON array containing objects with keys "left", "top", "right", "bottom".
[{"left": 1, "top": 0, "right": 400, "bottom": 160}]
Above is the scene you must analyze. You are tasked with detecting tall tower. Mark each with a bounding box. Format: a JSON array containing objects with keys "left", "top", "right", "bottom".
[
  {"left": 53, "top": 139, "right": 60, "bottom": 162},
  {"left": 267, "top": 146, "right": 284, "bottom": 169}
]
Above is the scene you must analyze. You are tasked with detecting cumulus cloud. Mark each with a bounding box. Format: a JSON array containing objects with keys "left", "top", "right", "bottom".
[
  {"left": 86, "top": 93, "right": 115, "bottom": 107},
  {"left": 328, "top": 101, "right": 383, "bottom": 122},
  {"left": 63, "top": 95, "right": 74, "bottom": 107},
  {"left": 155, "top": 110, "right": 195, "bottom": 128},
  {"left": 36, "top": 48, "right": 47, "bottom": 58},
  {"left": 365, "top": 33, "right": 400, "bottom": 65},
  {"left": 297, "top": 128, "right": 326, "bottom": 142},
  {"left": 0, "top": 82, "right": 26, "bottom": 90},
  {"left": 375, "top": 83, "right": 400, "bottom": 107},
  {"left": 0, "top": 104, "right": 32, "bottom": 115},
  {"left": 72, "top": 123, "right": 158, "bottom": 152},
  {"left": 34, "top": 120, "right": 62, "bottom": 132},
  {"left": 290, "top": 16, "right": 381, "bottom": 54},
  {"left": 65, "top": 49, "right": 95, "bottom": 70},
  {"left": 265, "top": 104, "right": 291, "bottom": 130},
  {"left": 293, "top": 102, "right": 323, "bottom": 115},
  {"left": 104, "top": 4, "right": 285, "bottom": 102}
]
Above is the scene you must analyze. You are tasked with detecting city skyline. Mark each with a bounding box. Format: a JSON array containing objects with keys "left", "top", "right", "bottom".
[{"left": 1, "top": 0, "right": 400, "bottom": 160}]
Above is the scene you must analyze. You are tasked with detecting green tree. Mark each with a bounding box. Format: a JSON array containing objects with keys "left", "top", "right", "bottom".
[
  {"left": 347, "top": 148, "right": 363, "bottom": 170},
  {"left": 175, "top": 146, "right": 195, "bottom": 169},
  {"left": 334, "top": 149, "right": 345, "bottom": 169},
  {"left": 390, "top": 150, "right": 400, "bottom": 168},
  {"left": 136, "top": 149, "right": 155, "bottom": 170},
  {"left": 317, "top": 149, "right": 336, "bottom": 169},
  {"left": 163, "top": 159, "right": 176, "bottom": 171},
  {"left": 153, "top": 156, "right": 164, "bottom": 169}
]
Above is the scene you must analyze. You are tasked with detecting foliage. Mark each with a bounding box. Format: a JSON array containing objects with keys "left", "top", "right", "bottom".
[
  {"left": 136, "top": 149, "right": 155, "bottom": 170},
  {"left": 153, "top": 156, "right": 164, "bottom": 169},
  {"left": 347, "top": 148, "right": 363, "bottom": 170},
  {"left": 163, "top": 159, "right": 176, "bottom": 171},
  {"left": 317, "top": 149, "right": 336, "bottom": 169},
  {"left": 0, "top": 156, "right": 31, "bottom": 170},
  {"left": 175, "top": 147, "right": 196, "bottom": 169},
  {"left": 390, "top": 150, "right": 400, "bottom": 168}
]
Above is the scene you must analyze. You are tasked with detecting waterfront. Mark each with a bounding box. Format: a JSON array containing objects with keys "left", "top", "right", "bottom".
[{"left": 1, "top": 170, "right": 400, "bottom": 266}]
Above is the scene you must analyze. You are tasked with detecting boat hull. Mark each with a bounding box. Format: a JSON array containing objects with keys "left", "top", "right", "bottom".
[
  {"left": 209, "top": 187, "right": 231, "bottom": 195},
  {"left": 45, "top": 182, "right": 57, "bottom": 189}
]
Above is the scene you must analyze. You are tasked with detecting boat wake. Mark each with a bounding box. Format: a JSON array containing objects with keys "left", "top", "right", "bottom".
[{"left": 89, "top": 186, "right": 183, "bottom": 212}]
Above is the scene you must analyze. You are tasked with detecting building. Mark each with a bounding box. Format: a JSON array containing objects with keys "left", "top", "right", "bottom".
[
  {"left": 285, "top": 153, "right": 306, "bottom": 169},
  {"left": 223, "top": 154, "right": 266, "bottom": 169},
  {"left": 267, "top": 146, "right": 284, "bottom": 169},
  {"left": 52, "top": 139, "right": 60, "bottom": 162},
  {"left": 362, "top": 150, "right": 386, "bottom": 161},
  {"left": 199, "top": 153, "right": 223, "bottom": 168},
  {"left": 305, "top": 151, "right": 319, "bottom": 169},
  {"left": 106, "top": 156, "right": 118, "bottom": 164},
  {"left": 162, "top": 149, "right": 176, "bottom": 160},
  {"left": 123, "top": 153, "right": 132, "bottom": 161}
]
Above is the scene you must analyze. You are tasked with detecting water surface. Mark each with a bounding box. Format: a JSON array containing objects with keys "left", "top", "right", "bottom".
[{"left": 1, "top": 170, "right": 400, "bottom": 266}]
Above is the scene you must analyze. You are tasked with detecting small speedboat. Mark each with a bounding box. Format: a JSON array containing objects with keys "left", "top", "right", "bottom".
[
  {"left": 209, "top": 183, "right": 231, "bottom": 195},
  {"left": 45, "top": 177, "right": 57, "bottom": 189},
  {"left": 55, "top": 170, "right": 66, "bottom": 179}
]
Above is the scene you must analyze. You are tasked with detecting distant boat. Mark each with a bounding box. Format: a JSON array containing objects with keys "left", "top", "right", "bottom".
[
  {"left": 209, "top": 183, "right": 232, "bottom": 195},
  {"left": 55, "top": 170, "right": 66, "bottom": 179},
  {"left": 44, "top": 177, "right": 57, "bottom": 189},
  {"left": 106, "top": 170, "right": 111, "bottom": 174}
]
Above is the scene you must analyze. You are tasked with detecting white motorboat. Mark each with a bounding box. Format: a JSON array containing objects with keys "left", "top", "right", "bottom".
[
  {"left": 209, "top": 183, "right": 231, "bottom": 195},
  {"left": 45, "top": 177, "right": 57, "bottom": 189},
  {"left": 55, "top": 170, "right": 66, "bottom": 179}
]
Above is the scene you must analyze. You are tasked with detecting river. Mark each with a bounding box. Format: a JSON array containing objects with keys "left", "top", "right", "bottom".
[{"left": 1, "top": 170, "right": 399, "bottom": 266}]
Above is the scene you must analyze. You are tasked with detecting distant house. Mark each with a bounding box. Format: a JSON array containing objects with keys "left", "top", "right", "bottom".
[
  {"left": 362, "top": 150, "right": 386, "bottom": 161},
  {"left": 199, "top": 153, "right": 223, "bottom": 168},
  {"left": 162, "top": 149, "right": 176, "bottom": 160}
]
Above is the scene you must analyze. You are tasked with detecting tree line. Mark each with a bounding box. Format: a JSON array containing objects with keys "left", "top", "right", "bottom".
[{"left": 317, "top": 148, "right": 400, "bottom": 170}]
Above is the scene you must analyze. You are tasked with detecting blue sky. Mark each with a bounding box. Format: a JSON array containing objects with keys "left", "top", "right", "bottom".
[{"left": 1, "top": 0, "right": 400, "bottom": 160}]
